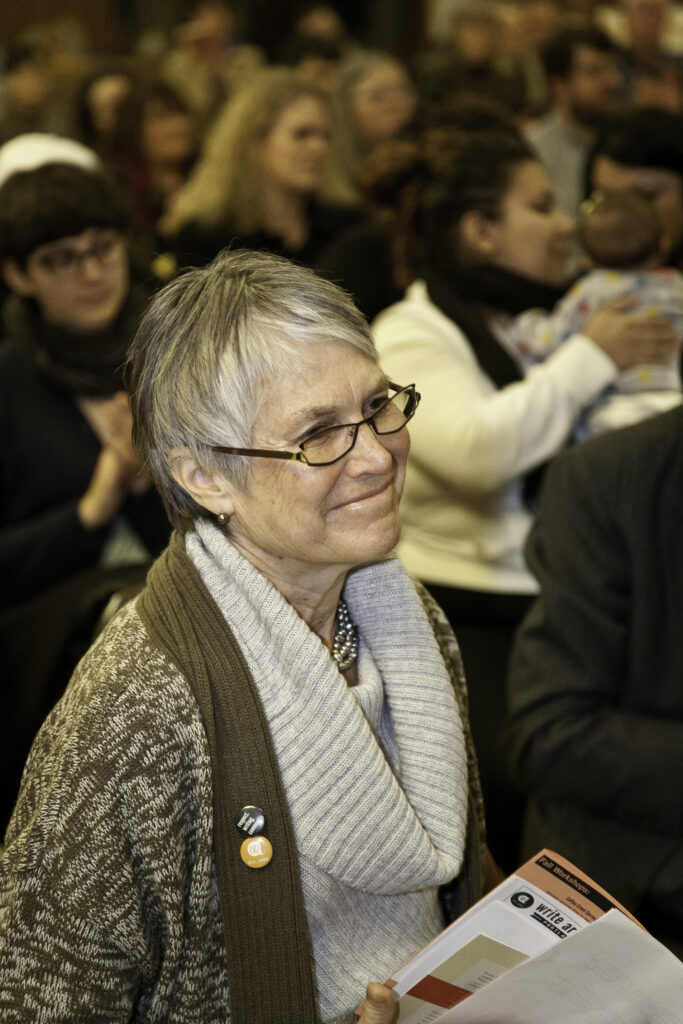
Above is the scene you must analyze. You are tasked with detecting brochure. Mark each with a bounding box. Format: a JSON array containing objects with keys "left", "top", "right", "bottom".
[{"left": 379, "top": 849, "right": 683, "bottom": 1023}]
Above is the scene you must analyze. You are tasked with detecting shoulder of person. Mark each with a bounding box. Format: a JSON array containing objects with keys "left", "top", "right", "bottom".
[
  {"left": 544, "top": 405, "right": 683, "bottom": 503},
  {"left": 5, "top": 600, "right": 211, "bottom": 855}
]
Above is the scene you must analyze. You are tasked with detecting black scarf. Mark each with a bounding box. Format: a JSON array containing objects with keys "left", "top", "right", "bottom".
[
  {"left": 422, "top": 263, "right": 567, "bottom": 505},
  {"left": 5, "top": 285, "right": 150, "bottom": 397},
  {"left": 422, "top": 263, "right": 566, "bottom": 390}
]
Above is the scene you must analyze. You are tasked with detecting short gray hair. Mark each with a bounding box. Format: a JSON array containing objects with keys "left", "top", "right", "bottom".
[{"left": 127, "top": 248, "right": 377, "bottom": 532}]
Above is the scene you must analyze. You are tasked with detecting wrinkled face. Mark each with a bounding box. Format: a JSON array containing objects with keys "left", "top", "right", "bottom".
[
  {"left": 591, "top": 154, "right": 683, "bottom": 258},
  {"left": 8, "top": 228, "right": 130, "bottom": 332},
  {"left": 258, "top": 95, "right": 331, "bottom": 195},
  {"left": 486, "top": 160, "right": 575, "bottom": 287},
  {"left": 217, "top": 341, "right": 410, "bottom": 592},
  {"left": 558, "top": 44, "right": 624, "bottom": 126},
  {"left": 351, "top": 61, "right": 416, "bottom": 149}
]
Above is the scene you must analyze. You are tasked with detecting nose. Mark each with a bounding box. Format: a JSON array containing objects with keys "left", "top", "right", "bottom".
[
  {"left": 555, "top": 209, "right": 575, "bottom": 236},
  {"left": 345, "top": 421, "right": 393, "bottom": 475},
  {"left": 80, "top": 252, "right": 106, "bottom": 281}
]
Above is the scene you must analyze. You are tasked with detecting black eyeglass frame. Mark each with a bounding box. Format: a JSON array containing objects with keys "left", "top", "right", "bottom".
[{"left": 211, "top": 382, "right": 420, "bottom": 467}]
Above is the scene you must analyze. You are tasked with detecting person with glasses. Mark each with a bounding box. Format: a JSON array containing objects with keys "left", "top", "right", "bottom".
[
  {"left": 0, "top": 249, "right": 490, "bottom": 1022},
  {"left": 0, "top": 134, "right": 170, "bottom": 828}
]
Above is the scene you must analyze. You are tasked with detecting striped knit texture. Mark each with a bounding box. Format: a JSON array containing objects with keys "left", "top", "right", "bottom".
[
  {"left": 187, "top": 521, "right": 469, "bottom": 1021},
  {"left": 0, "top": 604, "right": 229, "bottom": 1022},
  {"left": 0, "top": 529, "right": 482, "bottom": 1022}
]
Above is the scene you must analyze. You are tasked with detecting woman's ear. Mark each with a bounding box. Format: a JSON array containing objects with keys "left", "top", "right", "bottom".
[
  {"left": 458, "top": 209, "right": 499, "bottom": 260},
  {"left": 168, "top": 447, "right": 236, "bottom": 517},
  {"left": 2, "top": 259, "right": 35, "bottom": 298}
]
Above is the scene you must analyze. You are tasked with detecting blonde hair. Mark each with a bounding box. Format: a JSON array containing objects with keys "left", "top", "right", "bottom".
[{"left": 165, "top": 67, "right": 330, "bottom": 235}]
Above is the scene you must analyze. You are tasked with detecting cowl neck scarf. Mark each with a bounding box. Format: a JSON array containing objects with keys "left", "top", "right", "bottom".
[
  {"left": 423, "top": 264, "right": 566, "bottom": 390},
  {"left": 138, "top": 523, "right": 471, "bottom": 1022},
  {"left": 5, "top": 285, "right": 149, "bottom": 397},
  {"left": 186, "top": 520, "right": 468, "bottom": 895}
]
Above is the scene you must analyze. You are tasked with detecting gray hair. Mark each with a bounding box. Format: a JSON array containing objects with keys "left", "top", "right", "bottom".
[{"left": 127, "top": 248, "right": 376, "bottom": 532}]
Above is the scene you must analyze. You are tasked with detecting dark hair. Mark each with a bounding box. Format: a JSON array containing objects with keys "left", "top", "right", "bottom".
[
  {"left": 541, "top": 26, "right": 617, "bottom": 80},
  {"left": 588, "top": 107, "right": 683, "bottom": 177},
  {"left": 579, "top": 189, "right": 661, "bottom": 267},
  {"left": 110, "top": 79, "right": 194, "bottom": 164},
  {"left": 415, "top": 131, "right": 534, "bottom": 271},
  {"left": 75, "top": 64, "right": 135, "bottom": 150},
  {"left": 0, "top": 163, "right": 129, "bottom": 263},
  {"left": 363, "top": 129, "right": 534, "bottom": 282},
  {"left": 4, "top": 41, "right": 44, "bottom": 74}
]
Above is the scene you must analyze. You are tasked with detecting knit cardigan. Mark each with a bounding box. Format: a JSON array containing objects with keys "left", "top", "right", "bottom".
[{"left": 0, "top": 551, "right": 485, "bottom": 1023}]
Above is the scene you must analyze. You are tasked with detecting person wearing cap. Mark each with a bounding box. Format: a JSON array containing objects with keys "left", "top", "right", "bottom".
[{"left": 0, "top": 134, "right": 170, "bottom": 827}]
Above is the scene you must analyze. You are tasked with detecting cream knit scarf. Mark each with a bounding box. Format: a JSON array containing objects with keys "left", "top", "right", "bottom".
[{"left": 187, "top": 521, "right": 469, "bottom": 1019}]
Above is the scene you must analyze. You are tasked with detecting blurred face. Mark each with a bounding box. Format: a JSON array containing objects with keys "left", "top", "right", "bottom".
[
  {"left": 351, "top": 62, "right": 416, "bottom": 149},
  {"left": 141, "top": 98, "right": 195, "bottom": 166},
  {"left": 485, "top": 160, "right": 575, "bottom": 286},
  {"left": 217, "top": 342, "right": 410, "bottom": 593},
  {"left": 87, "top": 74, "right": 132, "bottom": 137},
  {"left": 556, "top": 44, "right": 624, "bottom": 126},
  {"left": 258, "top": 95, "right": 331, "bottom": 194},
  {"left": 592, "top": 154, "right": 683, "bottom": 256},
  {"left": 7, "top": 228, "right": 130, "bottom": 332}
]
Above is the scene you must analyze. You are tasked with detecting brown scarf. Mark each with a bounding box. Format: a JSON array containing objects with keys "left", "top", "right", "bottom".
[{"left": 137, "top": 531, "right": 319, "bottom": 1023}]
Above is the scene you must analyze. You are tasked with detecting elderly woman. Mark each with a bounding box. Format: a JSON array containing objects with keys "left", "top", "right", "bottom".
[{"left": 0, "top": 250, "right": 486, "bottom": 1023}]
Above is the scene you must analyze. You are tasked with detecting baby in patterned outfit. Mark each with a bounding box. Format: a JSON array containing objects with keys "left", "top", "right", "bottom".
[{"left": 508, "top": 189, "right": 683, "bottom": 438}]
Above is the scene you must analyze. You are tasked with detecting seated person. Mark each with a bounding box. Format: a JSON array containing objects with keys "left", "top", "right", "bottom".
[
  {"left": 506, "top": 405, "right": 683, "bottom": 957},
  {"left": 0, "top": 134, "right": 170, "bottom": 828},
  {"left": 507, "top": 189, "right": 683, "bottom": 438}
]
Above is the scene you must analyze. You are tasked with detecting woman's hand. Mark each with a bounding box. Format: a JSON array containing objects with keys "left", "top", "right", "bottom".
[
  {"left": 77, "top": 392, "right": 150, "bottom": 529},
  {"left": 584, "top": 296, "right": 680, "bottom": 370},
  {"left": 357, "top": 983, "right": 399, "bottom": 1024}
]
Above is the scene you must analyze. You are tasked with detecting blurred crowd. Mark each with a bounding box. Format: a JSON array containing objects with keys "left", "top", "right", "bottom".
[
  {"left": 2, "top": 0, "right": 683, "bottom": 958},
  {"left": 1, "top": 0, "right": 683, "bottom": 277}
]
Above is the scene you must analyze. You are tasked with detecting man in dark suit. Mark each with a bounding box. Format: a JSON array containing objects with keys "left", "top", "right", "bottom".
[{"left": 507, "top": 406, "right": 683, "bottom": 955}]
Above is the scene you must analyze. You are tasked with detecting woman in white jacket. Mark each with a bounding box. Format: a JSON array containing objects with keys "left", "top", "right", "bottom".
[{"left": 372, "top": 130, "right": 677, "bottom": 869}]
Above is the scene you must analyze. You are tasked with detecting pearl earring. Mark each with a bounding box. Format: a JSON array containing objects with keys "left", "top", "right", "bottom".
[{"left": 217, "top": 512, "right": 228, "bottom": 526}]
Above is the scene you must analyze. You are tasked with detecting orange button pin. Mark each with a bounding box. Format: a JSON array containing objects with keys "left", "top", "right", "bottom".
[{"left": 240, "top": 835, "right": 273, "bottom": 869}]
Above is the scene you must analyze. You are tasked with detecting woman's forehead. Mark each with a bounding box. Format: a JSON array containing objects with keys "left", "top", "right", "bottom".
[{"left": 256, "top": 347, "right": 384, "bottom": 419}]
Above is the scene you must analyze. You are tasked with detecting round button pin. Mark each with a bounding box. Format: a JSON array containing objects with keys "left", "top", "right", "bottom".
[
  {"left": 240, "top": 835, "right": 273, "bottom": 869},
  {"left": 234, "top": 805, "right": 266, "bottom": 836}
]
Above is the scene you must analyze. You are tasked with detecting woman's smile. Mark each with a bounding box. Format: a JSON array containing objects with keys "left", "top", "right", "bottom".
[{"left": 329, "top": 477, "right": 395, "bottom": 513}]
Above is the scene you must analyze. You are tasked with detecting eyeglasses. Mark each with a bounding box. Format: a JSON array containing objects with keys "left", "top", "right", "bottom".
[
  {"left": 212, "top": 382, "right": 420, "bottom": 467},
  {"left": 30, "top": 230, "right": 126, "bottom": 280}
]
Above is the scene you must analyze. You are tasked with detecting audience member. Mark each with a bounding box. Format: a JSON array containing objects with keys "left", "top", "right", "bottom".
[
  {"left": 507, "top": 189, "right": 682, "bottom": 438},
  {"left": 75, "top": 64, "right": 135, "bottom": 160},
  {"left": 371, "top": 131, "right": 677, "bottom": 870},
  {"left": 507, "top": 405, "right": 683, "bottom": 957},
  {"left": 110, "top": 79, "right": 199, "bottom": 261},
  {"left": 318, "top": 98, "right": 521, "bottom": 321},
  {"left": 326, "top": 50, "right": 417, "bottom": 204},
  {"left": 415, "top": 2, "right": 527, "bottom": 118},
  {"left": 162, "top": 68, "right": 361, "bottom": 271},
  {"left": 0, "top": 40, "right": 75, "bottom": 144},
  {"left": 0, "top": 134, "right": 169, "bottom": 829},
  {"left": 617, "top": 0, "right": 683, "bottom": 110},
  {"left": 525, "top": 26, "right": 624, "bottom": 223},
  {"left": 161, "top": 1, "right": 265, "bottom": 130},
  {"left": 588, "top": 107, "right": 683, "bottom": 267},
  {"left": 0, "top": 248, "right": 487, "bottom": 1020}
]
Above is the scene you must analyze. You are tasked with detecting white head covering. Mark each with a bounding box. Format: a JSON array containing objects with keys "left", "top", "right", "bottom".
[{"left": 0, "top": 133, "right": 100, "bottom": 188}]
